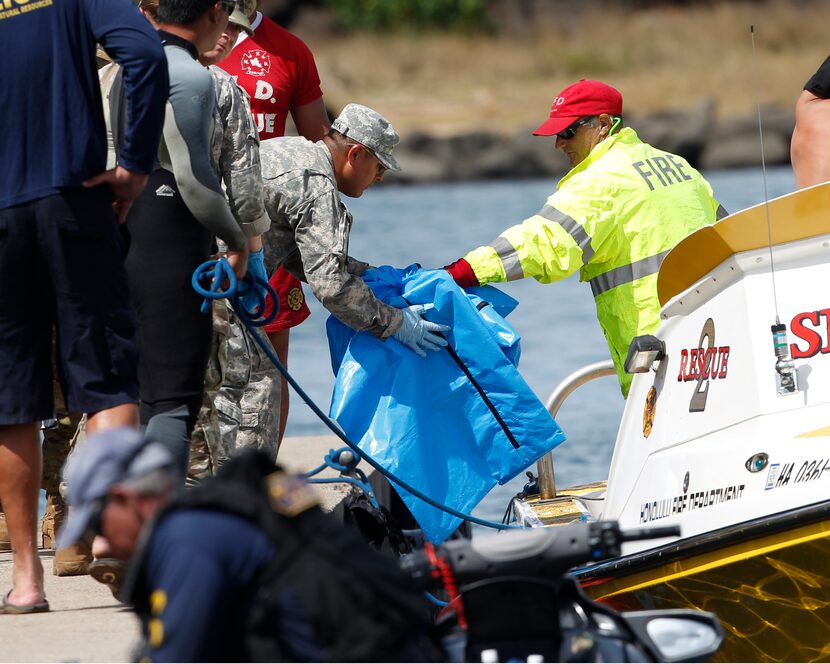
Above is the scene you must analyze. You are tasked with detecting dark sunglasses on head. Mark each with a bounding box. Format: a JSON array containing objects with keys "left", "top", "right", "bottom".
[
  {"left": 219, "top": 0, "right": 236, "bottom": 13},
  {"left": 556, "top": 116, "right": 595, "bottom": 140}
]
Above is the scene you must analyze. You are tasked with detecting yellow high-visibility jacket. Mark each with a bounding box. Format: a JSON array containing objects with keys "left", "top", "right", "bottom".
[{"left": 464, "top": 128, "right": 726, "bottom": 397}]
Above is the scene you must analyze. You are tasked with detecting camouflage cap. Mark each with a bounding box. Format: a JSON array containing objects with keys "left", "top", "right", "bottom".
[
  {"left": 237, "top": 0, "right": 256, "bottom": 19},
  {"left": 332, "top": 103, "right": 401, "bottom": 173},
  {"left": 229, "top": 6, "right": 254, "bottom": 36}
]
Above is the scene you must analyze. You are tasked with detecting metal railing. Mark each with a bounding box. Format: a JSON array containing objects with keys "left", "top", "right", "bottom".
[{"left": 537, "top": 360, "right": 616, "bottom": 500}]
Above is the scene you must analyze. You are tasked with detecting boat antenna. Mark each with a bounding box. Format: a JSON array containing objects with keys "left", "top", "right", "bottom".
[
  {"left": 750, "top": 25, "right": 780, "bottom": 324},
  {"left": 751, "top": 26, "right": 798, "bottom": 396}
]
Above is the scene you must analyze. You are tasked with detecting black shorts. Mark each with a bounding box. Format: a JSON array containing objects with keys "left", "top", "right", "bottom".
[{"left": 0, "top": 186, "right": 138, "bottom": 425}]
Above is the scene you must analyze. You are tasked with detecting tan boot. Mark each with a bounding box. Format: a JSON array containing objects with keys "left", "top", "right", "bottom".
[
  {"left": 53, "top": 539, "right": 93, "bottom": 577},
  {"left": 0, "top": 513, "right": 10, "bottom": 552},
  {"left": 41, "top": 492, "right": 64, "bottom": 550},
  {"left": 46, "top": 494, "right": 93, "bottom": 576}
]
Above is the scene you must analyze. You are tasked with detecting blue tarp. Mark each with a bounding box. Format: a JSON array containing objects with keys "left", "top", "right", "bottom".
[{"left": 327, "top": 265, "right": 566, "bottom": 543}]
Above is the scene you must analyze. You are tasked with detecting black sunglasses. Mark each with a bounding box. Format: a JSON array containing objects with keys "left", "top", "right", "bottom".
[
  {"left": 219, "top": 0, "right": 236, "bottom": 13},
  {"left": 556, "top": 117, "right": 595, "bottom": 140}
]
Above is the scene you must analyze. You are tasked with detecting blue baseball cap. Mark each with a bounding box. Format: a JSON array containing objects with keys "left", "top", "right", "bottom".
[{"left": 58, "top": 428, "right": 175, "bottom": 548}]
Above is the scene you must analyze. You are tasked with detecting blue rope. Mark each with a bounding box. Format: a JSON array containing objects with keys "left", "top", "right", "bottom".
[
  {"left": 303, "top": 447, "right": 361, "bottom": 477},
  {"left": 193, "top": 258, "right": 522, "bottom": 532},
  {"left": 304, "top": 447, "right": 379, "bottom": 508},
  {"left": 192, "top": 258, "right": 278, "bottom": 326},
  {"left": 424, "top": 592, "right": 449, "bottom": 608}
]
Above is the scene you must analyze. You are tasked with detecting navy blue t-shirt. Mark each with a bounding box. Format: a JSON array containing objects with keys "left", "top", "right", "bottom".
[
  {"left": 0, "top": 0, "right": 168, "bottom": 209},
  {"left": 138, "top": 510, "right": 322, "bottom": 662}
]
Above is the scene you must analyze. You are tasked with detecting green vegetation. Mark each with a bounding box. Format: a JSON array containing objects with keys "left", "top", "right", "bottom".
[{"left": 324, "top": 0, "right": 490, "bottom": 32}]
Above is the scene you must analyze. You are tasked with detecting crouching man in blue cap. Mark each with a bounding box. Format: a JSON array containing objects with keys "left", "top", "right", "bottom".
[{"left": 60, "top": 428, "right": 442, "bottom": 662}]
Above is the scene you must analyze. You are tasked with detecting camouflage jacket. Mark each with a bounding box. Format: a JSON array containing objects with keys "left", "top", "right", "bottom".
[
  {"left": 259, "top": 136, "right": 402, "bottom": 339},
  {"left": 209, "top": 66, "right": 270, "bottom": 238}
]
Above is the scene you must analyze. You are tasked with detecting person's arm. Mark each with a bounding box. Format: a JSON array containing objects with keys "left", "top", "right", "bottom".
[
  {"left": 447, "top": 200, "right": 591, "bottom": 287},
  {"left": 792, "top": 90, "right": 830, "bottom": 189},
  {"left": 288, "top": 32, "right": 329, "bottom": 142},
  {"left": 87, "top": 0, "right": 168, "bottom": 175},
  {"left": 291, "top": 97, "right": 330, "bottom": 143},
  {"left": 295, "top": 187, "right": 402, "bottom": 338},
  {"left": 213, "top": 68, "right": 270, "bottom": 237},
  {"left": 84, "top": 0, "right": 168, "bottom": 222},
  {"left": 345, "top": 256, "right": 372, "bottom": 276},
  {"left": 162, "top": 57, "right": 248, "bottom": 257}
]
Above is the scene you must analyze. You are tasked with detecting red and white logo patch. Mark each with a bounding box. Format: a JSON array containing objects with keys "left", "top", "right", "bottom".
[{"left": 240, "top": 49, "right": 271, "bottom": 77}]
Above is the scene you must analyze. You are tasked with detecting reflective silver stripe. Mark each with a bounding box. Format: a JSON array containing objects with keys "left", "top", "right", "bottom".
[
  {"left": 589, "top": 250, "right": 671, "bottom": 297},
  {"left": 537, "top": 204, "right": 595, "bottom": 263},
  {"left": 489, "top": 236, "right": 525, "bottom": 281},
  {"left": 716, "top": 204, "right": 728, "bottom": 220}
]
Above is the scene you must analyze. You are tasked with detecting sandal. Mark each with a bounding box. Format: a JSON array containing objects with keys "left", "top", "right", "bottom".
[{"left": 0, "top": 589, "right": 49, "bottom": 614}]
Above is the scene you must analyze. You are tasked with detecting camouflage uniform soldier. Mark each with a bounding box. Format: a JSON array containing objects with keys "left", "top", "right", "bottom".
[
  {"left": 188, "top": 61, "right": 280, "bottom": 482},
  {"left": 259, "top": 104, "right": 449, "bottom": 351}
]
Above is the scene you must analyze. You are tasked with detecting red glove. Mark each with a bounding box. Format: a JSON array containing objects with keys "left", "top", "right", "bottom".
[{"left": 443, "top": 258, "right": 479, "bottom": 288}]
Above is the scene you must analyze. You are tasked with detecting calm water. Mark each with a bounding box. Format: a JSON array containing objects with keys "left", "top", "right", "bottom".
[{"left": 282, "top": 165, "right": 797, "bottom": 525}]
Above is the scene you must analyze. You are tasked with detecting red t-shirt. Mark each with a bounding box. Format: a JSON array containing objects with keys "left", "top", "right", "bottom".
[{"left": 219, "top": 13, "right": 323, "bottom": 140}]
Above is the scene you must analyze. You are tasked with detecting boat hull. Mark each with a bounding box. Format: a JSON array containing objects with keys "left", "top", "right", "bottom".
[{"left": 575, "top": 501, "right": 830, "bottom": 662}]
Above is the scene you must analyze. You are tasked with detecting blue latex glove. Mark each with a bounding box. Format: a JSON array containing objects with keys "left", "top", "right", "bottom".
[
  {"left": 239, "top": 249, "right": 269, "bottom": 314},
  {"left": 392, "top": 304, "right": 450, "bottom": 357}
]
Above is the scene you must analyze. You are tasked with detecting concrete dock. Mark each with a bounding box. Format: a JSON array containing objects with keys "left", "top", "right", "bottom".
[{"left": 0, "top": 435, "right": 353, "bottom": 662}]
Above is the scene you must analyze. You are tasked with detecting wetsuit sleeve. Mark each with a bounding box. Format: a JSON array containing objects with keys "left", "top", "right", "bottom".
[
  {"left": 87, "top": 0, "right": 167, "bottom": 174},
  {"left": 295, "top": 187, "right": 402, "bottom": 338},
  {"left": 213, "top": 69, "right": 270, "bottom": 237},
  {"left": 163, "top": 58, "right": 247, "bottom": 250}
]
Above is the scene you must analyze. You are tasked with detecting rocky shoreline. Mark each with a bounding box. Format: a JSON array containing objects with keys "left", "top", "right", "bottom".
[{"left": 385, "top": 101, "right": 796, "bottom": 184}]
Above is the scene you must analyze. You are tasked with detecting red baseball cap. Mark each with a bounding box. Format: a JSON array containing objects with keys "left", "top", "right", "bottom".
[{"left": 533, "top": 79, "right": 623, "bottom": 136}]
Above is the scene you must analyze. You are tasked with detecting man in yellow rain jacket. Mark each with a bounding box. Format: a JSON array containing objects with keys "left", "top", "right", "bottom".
[{"left": 445, "top": 80, "right": 726, "bottom": 397}]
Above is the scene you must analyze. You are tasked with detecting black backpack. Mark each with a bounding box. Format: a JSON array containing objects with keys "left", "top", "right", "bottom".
[{"left": 170, "top": 450, "right": 444, "bottom": 662}]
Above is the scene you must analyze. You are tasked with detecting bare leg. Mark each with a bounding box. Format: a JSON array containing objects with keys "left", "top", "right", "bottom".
[
  {"left": 86, "top": 403, "right": 139, "bottom": 435},
  {"left": 0, "top": 423, "right": 45, "bottom": 605},
  {"left": 77, "top": 403, "right": 138, "bottom": 563},
  {"left": 267, "top": 329, "right": 290, "bottom": 445}
]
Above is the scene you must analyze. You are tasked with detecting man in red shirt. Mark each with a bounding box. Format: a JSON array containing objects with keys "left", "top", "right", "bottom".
[{"left": 217, "top": 0, "right": 330, "bottom": 443}]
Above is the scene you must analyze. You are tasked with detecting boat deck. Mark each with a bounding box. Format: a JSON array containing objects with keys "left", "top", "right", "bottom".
[{"left": 512, "top": 481, "right": 607, "bottom": 527}]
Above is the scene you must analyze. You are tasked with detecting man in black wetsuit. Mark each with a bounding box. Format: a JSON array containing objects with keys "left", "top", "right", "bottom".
[{"left": 110, "top": 0, "right": 252, "bottom": 479}]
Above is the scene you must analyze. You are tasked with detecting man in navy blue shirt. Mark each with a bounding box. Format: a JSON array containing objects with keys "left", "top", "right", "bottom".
[
  {"left": 0, "top": 0, "right": 168, "bottom": 613},
  {"left": 58, "top": 429, "right": 320, "bottom": 662},
  {"left": 60, "top": 428, "right": 440, "bottom": 662},
  {"left": 59, "top": 428, "right": 324, "bottom": 661}
]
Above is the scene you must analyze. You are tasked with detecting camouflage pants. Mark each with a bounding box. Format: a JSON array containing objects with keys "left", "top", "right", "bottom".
[
  {"left": 189, "top": 300, "right": 281, "bottom": 483},
  {"left": 42, "top": 378, "right": 84, "bottom": 498}
]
